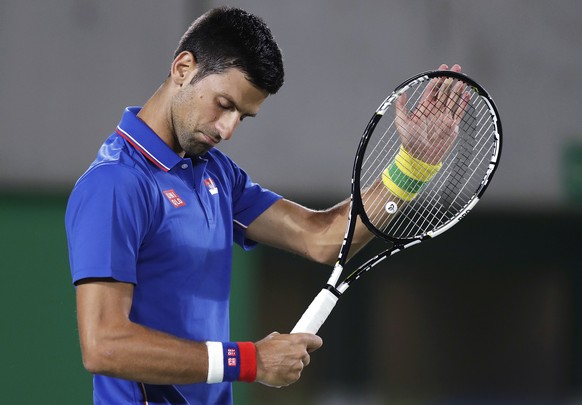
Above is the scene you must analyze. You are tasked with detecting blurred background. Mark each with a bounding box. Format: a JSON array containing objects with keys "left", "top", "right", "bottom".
[{"left": 1, "top": 0, "right": 581, "bottom": 403}]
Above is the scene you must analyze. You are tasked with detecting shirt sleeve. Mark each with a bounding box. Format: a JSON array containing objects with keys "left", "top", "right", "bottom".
[
  {"left": 230, "top": 164, "right": 282, "bottom": 250},
  {"left": 65, "top": 163, "right": 155, "bottom": 284}
]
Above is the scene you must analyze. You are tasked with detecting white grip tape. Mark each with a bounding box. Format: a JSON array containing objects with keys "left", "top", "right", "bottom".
[{"left": 291, "top": 288, "right": 339, "bottom": 334}]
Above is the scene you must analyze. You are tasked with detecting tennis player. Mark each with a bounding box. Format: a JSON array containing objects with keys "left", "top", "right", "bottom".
[{"left": 65, "top": 6, "right": 463, "bottom": 404}]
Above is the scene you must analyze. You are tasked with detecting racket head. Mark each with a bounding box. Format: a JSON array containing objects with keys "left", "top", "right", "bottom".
[{"left": 353, "top": 70, "right": 502, "bottom": 245}]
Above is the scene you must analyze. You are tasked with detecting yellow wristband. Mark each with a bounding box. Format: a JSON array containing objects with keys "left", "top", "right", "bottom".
[
  {"left": 382, "top": 146, "right": 442, "bottom": 201},
  {"left": 394, "top": 145, "right": 442, "bottom": 182},
  {"left": 381, "top": 169, "right": 418, "bottom": 201}
]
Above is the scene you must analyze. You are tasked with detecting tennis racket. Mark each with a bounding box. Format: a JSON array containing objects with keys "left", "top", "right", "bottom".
[{"left": 291, "top": 69, "right": 502, "bottom": 334}]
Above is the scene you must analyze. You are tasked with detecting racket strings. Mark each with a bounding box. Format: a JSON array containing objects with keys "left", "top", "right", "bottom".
[{"left": 359, "top": 75, "right": 497, "bottom": 239}]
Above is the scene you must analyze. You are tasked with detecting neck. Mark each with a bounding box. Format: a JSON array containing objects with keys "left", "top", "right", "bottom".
[{"left": 137, "top": 80, "right": 183, "bottom": 156}]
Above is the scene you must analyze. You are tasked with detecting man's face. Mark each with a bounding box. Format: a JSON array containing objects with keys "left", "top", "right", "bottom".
[{"left": 170, "top": 68, "right": 268, "bottom": 157}]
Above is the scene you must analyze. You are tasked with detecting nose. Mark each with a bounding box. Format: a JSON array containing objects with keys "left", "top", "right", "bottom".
[{"left": 216, "top": 112, "right": 240, "bottom": 141}]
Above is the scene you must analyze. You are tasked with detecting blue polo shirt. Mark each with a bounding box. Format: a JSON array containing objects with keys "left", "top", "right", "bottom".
[{"left": 65, "top": 107, "right": 281, "bottom": 404}]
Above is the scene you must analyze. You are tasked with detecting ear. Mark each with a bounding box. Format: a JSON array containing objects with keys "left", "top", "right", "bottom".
[{"left": 170, "top": 51, "right": 198, "bottom": 86}]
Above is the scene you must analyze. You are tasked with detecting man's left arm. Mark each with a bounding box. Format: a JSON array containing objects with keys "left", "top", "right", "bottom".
[{"left": 245, "top": 198, "right": 373, "bottom": 265}]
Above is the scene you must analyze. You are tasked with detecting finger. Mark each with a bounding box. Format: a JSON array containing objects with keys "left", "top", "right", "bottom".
[
  {"left": 302, "top": 353, "right": 311, "bottom": 367},
  {"left": 294, "top": 361, "right": 304, "bottom": 381},
  {"left": 454, "top": 91, "right": 471, "bottom": 122},
  {"left": 430, "top": 64, "right": 449, "bottom": 99},
  {"left": 395, "top": 92, "right": 410, "bottom": 128},
  {"left": 433, "top": 64, "right": 461, "bottom": 104},
  {"left": 437, "top": 77, "right": 454, "bottom": 106},
  {"left": 395, "top": 92, "right": 410, "bottom": 116},
  {"left": 446, "top": 80, "right": 465, "bottom": 114},
  {"left": 419, "top": 77, "right": 438, "bottom": 103},
  {"left": 395, "top": 92, "right": 417, "bottom": 146},
  {"left": 292, "top": 332, "right": 323, "bottom": 351},
  {"left": 450, "top": 63, "right": 462, "bottom": 73},
  {"left": 306, "top": 334, "right": 323, "bottom": 351},
  {"left": 420, "top": 64, "right": 448, "bottom": 103}
]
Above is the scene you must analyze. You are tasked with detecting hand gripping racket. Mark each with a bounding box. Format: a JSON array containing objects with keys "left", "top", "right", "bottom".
[{"left": 291, "top": 70, "right": 502, "bottom": 334}]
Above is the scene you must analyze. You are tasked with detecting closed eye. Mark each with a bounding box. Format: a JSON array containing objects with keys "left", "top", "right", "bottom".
[
  {"left": 217, "top": 96, "right": 257, "bottom": 122},
  {"left": 218, "top": 101, "right": 234, "bottom": 111}
]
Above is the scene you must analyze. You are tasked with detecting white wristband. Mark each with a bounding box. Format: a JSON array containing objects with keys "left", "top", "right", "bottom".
[{"left": 206, "top": 341, "right": 224, "bottom": 383}]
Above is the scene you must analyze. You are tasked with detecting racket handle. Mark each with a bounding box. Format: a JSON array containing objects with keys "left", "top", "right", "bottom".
[{"left": 291, "top": 288, "right": 339, "bottom": 334}]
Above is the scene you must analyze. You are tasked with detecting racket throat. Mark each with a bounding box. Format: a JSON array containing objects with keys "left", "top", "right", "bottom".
[
  {"left": 327, "top": 263, "right": 344, "bottom": 288},
  {"left": 324, "top": 283, "right": 342, "bottom": 298}
]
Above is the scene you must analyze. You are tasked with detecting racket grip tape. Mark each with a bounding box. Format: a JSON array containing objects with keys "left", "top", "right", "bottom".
[{"left": 291, "top": 288, "right": 339, "bottom": 334}]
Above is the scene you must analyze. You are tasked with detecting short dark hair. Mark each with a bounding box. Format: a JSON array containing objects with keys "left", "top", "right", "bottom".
[{"left": 174, "top": 7, "right": 284, "bottom": 94}]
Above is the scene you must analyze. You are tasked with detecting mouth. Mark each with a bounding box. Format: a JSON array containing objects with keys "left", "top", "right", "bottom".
[{"left": 202, "top": 133, "right": 220, "bottom": 146}]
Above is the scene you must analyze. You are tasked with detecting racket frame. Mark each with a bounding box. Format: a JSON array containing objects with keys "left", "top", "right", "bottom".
[
  {"left": 340, "top": 70, "right": 502, "bottom": 291},
  {"left": 291, "top": 69, "right": 502, "bottom": 333}
]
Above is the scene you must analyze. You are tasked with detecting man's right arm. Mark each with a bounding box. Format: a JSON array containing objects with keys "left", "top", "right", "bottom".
[
  {"left": 76, "top": 279, "right": 322, "bottom": 387},
  {"left": 76, "top": 279, "right": 208, "bottom": 385}
]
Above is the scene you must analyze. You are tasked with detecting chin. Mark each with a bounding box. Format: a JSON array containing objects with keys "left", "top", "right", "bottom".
[
  {"left": 180, "top": 139, "right": 211, "bottom": 157},
  {"left": 186, "top": 146, "right": 212, "bottom": 158}
]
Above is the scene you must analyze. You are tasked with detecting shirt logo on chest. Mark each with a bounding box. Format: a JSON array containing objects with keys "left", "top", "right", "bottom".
[
  {"left": 204, "top": 178, "right": 219, "bottom": 195},
  {"left": 163, "top": 189, "right": 186, "bottom": 208}
]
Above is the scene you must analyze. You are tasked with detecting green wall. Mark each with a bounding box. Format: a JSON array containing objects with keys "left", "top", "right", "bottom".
[{"left": 0, "top": 194, "right": 92, "bottom": 403}]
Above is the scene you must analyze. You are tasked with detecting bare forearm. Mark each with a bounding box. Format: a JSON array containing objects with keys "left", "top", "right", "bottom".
[
  {"left": 313, "top": 199, "right": 375, "bottom": 264},
  {"left": 80, "top": 319, "right": 208, "bottom": 385},
  {"left": 247, "top": 199, "right": 376, "bottom": 266}
]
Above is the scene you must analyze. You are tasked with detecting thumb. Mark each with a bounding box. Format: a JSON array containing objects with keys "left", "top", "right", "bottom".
[{"left": 395, "top": 92, "right": 409, "bottom": 122}]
